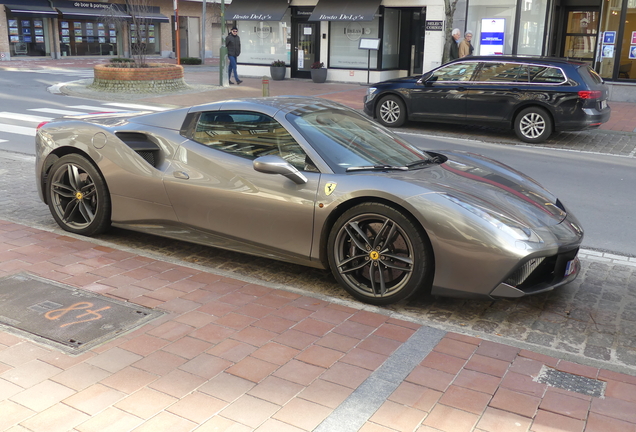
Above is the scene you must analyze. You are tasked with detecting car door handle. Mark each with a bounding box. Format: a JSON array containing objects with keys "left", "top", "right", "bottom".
[
  {"left": 456, "top": 87, "right": 466, "bottom": 92},
  {"left": 173, "top": 171, "right": 189, "bottom": 180}
]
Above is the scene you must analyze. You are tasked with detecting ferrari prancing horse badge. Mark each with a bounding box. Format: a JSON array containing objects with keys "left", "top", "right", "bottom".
[{"left": 324, "top": 182, "right": 337, "bottom": 196}]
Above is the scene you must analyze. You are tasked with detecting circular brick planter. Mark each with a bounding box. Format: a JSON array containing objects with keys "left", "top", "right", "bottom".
[{"left": 91, "top": 63, "right": 188, "bottom": 93}]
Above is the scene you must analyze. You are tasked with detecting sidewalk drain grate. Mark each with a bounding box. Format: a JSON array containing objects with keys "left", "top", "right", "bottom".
[
  {"left": 536, "top": 366, "right": 606, "bottom": 397},
  {"left": 0, "top": 273, "right": 164, "bottom": 354}
]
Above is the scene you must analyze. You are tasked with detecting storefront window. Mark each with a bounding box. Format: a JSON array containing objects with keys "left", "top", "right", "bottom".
[
  {"left": 466, "top": 0, "right": 516, "bottom": 55},
  {"left": 382, "top": 9, "right": 400, "bottom": 69},
  {"left": 7, "top": 17, "right": 49, "bottom": 57},
  {"left": 60, "top": 20, "right": 119, "bottom": 56},
  {"left": 616, "top": 0, "right": 636, "bottom": 79},
  {"left": 329, "top": 19, "right": 380, "bottom": 68},
  {"left": 131, "top": 23, "right": 160, "bottom": 55},
  {"left": 238, "top": 10, "right": 291, "bottom": 65},
  {"left": 516, "top": 0, "right": 548, "bottom": 55},
  {"left": 598, "top": 0, "right": 622, "bottom": 78}
]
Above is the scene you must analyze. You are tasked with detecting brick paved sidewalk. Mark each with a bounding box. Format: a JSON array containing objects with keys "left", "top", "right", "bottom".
[{"left": 1, "top": 219, "right": 635, "bottom": 432}]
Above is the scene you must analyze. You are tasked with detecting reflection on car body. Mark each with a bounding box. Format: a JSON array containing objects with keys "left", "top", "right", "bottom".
[
  {"left": 36, "top": 97, "right": 583, "bottom": 305},
  {"left": 364, "top": 56, "right": 611, "bottom": 143}
]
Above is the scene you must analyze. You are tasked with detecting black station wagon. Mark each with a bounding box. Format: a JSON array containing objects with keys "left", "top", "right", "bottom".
[{"left": 363, "top": 56, "right": 611, "bottom": 143}]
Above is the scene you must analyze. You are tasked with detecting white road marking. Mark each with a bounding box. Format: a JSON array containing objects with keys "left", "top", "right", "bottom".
[
  {"left": 28, "top": 108, "right": 88, "bottom": 116},
  {"left": 66, "top": 105, "right": 124, "bottom": 112},
  {"left": 1, "top": 124, "right": 36, "bottom": 136},
  {"left": 0, "top": 112, "right": 53, "bottom": 123},
  {"left": 102, "top": 102, "right": 170, "bottom": 111}
]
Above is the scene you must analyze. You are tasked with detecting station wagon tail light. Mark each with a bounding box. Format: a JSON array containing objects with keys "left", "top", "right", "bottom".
[
  {"left": 578, "top": 90, "right": 602, "bottom": 99},
  {"left": 36, "top": 121, "right": 49, "bottom": 130}
]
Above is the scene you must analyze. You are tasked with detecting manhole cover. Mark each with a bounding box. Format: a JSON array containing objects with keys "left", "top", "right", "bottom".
[
  {"left": 536, "top": 366, "right": 606, "bottom": 398},
  {"left": 0, "top": 273, "right": 164, "bottom": 354}
]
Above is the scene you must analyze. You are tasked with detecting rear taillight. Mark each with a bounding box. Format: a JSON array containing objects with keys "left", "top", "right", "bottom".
[
  {"left": 578, "top": 90, "right": 602, "bottom": 99},
  {"left": 36, "top": 121, "right": 49, "bottom": 130}
]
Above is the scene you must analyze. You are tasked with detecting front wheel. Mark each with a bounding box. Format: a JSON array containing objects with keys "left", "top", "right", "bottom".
[
  {"left": 328, "top": 203, "right": 433, "bottom": 305},
  {"left": 46, "top": 154, "right": 111, "bottom": 236},
  {"left": 376, "top": 95, "right": 407, "bottom": 128},
  {"left": 514, "top": 107, "right": 553, "bottom": 143}
]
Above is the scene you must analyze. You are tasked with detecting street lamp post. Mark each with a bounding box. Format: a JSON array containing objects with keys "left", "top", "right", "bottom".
[{"left": 219, "top": 0, "right": 227, "bottom": 86}]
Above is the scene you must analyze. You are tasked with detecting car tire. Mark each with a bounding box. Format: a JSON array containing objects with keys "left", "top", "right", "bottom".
[
  {"left": 514, "top": 107, "right": 553, "bottom": 143},
  {"left": 376, "top": 95, "right": 407, "bottom": 128},
  {"left": 46, "top": 154, "right": 111, "bottom": 236},
  {"left": 328, "top": 203, "right": 433, "bottom": 305}
]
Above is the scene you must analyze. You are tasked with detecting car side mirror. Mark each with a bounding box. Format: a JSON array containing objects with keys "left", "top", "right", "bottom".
[
  {"left": 424, "top": 75, "right": 438, "bottom": 86},
  {"left": 253, "top": 155, "right": 308, "bottom": 185}
]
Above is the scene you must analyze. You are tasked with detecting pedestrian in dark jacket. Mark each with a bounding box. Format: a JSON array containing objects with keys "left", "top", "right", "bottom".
[
  {"left": 226, "top": 27, "right": 242, "bottom": 84},
  {"left": 449, "top": 28, "right": 461, "bottom": 61}
]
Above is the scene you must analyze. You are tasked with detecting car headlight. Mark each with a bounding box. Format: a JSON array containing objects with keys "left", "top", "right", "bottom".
[
  {"left": 366, "top": 87, "right": 377, "bottom": 100},
  {"left": 444, "top": 195, "right": 543, "bottom": 243}
]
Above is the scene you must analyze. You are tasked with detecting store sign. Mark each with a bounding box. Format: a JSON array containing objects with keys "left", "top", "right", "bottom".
[
  {"left": 72, "top": 2, "right": 111, "bottom": 10},
  {"left": 231, "top": 13, "right": 273, "bottom": 20},
  {"left": 345, "top": 23, "right": 363, "bottom": 41},
  {"left": 425, "top": 21, "right": 443, "bottom": 31},
  {"left": 480, "top": 18, "right": 505, "bottom": 55},
  {"left": 255, "top": 25, "right": 272, "bottom": 39}
]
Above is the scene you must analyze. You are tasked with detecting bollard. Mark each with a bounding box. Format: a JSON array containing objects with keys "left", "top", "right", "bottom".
[{"left": 262, "top": 76, "right": 270, "bottom": 97}]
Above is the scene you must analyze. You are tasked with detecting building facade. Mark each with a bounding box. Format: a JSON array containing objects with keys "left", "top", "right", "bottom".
[{"left": 0, "top": 0, "right": 634, "bottom": 85}]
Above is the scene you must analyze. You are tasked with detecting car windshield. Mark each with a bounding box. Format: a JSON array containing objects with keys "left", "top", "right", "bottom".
[{"left": 286, "top": 107, "right": 432, "bottom": 173}]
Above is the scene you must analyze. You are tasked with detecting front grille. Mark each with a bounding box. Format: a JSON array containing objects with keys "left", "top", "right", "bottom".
[
  {"left": 506, "top": 248, "right": 579, "bottom": 293},
  {"left": 504, "top": 257, "right": 545, "bottom": 286}
]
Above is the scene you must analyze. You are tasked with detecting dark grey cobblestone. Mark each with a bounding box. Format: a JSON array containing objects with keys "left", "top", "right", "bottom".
[{"left": 4, "top": 149, "right": 636, "bottom": 373}]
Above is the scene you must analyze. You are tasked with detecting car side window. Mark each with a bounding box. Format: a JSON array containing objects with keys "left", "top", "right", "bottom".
[
  {"left": 431, "top": 62, "right": 479, "bottom": 82},
  {"left": 527, "top": 66, "right": 566, "bottom": 83},
  {"left": 474, "top": 62, "right": 525, "bottom": 82},
  {"left": 192, "top": 111, "right": 318, "bottom": 172}
]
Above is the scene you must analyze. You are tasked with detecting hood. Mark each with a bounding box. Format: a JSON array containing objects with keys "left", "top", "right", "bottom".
[{"left": 401, "top": 150, "right": 567, "bottom": 228}]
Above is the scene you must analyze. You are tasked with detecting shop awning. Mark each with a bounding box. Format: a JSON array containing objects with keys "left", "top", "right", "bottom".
[
  {"left": 126, "top": 6, "right": 170, "bottom": 23},
  {"left": 226, "top": 0, "right": 289, "bottom": 21},
  {"left": 2, "top": 0, "right": 57, "bottom": 17},
  {"left": 309, "top": 0, "right": 381, "bottom": 22},
  {"left": 52, "top": 0, "right": 131, "bottom": 20}
]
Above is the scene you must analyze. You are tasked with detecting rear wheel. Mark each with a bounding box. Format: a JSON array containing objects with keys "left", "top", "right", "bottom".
[
  {"left": 46, "top": 154, "right": 111, "bottom": 236},
  {"left": 328, "top": 203, "right": 432, "bottom": 305},
  {"left": 376, "top": 95, "right": 407, "bottom": 128},
  {"left": 514, "top": 107, "right": 553, "bottom": 143}
]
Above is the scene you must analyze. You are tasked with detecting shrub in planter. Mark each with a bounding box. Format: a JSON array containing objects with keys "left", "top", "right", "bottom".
[
  {"left": 270, "top": 59, "right": 286, "bottom": 80},
  {"left": 310, "top": 61, "right": 327, "bottom": 83}
]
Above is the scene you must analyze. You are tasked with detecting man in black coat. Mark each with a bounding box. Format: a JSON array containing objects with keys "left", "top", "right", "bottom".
[
  {"left": 449, "top": 28, "right": 461, "bottom": 61},
  {"left": 226, "top": 27, "right": 242, "bottom": 85}
]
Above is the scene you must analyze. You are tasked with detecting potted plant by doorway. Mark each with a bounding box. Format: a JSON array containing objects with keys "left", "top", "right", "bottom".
[
  {"left": 270, "top": 59, "right": 286, "bottom": 80},
  {"left": 310, "top": 61, "right": 327, "bottom": 83}
]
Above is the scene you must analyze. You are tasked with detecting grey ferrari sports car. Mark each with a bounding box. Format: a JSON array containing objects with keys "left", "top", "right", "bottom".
[{"left": 35, "top": 97, "right": 583, "bottom": 305}]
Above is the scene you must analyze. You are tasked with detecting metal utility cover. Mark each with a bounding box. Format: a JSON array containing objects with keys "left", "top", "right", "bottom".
[
  {"left": 0, "top": 273, "right": 163, "bottom": 354},
  {"left": 536, "top": 366, "right": 606, "bottom": 398}
]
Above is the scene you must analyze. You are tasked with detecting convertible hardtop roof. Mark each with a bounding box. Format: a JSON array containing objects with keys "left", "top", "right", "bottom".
[{"left": 447, "top": 55, "right": 588, "bottom": 67}]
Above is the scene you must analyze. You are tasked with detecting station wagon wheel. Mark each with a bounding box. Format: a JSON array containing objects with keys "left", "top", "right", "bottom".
[
  {"left": 328, "top": 203, "right": 432, "bottom": 305},
  {"left": 514, "top": 107, "right": 553, "bottom": 143},
  {"left": 47, "top": 154, "right": 111, "bottom": 236},
  {"left": 376, "top": 95, "right": 407, "bottom": 128}
]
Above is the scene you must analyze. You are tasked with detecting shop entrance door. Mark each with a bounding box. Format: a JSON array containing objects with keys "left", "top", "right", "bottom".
[
  {"left": 560, "top": 9, "right": 599, "bottom": 64},
  {"left": 292, "top": 21, "right": 319, "bottom": 78}
]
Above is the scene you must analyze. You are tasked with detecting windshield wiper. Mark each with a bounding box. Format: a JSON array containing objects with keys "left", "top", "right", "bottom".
[
  {"left": 406, "top": 155, "right": 444, "bottom": 169},
  {"left": 346, "top": 165, "right": 409, "bottom": 172}
]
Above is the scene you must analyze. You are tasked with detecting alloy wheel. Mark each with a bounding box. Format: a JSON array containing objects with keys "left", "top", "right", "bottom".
[
  {"left": 50, "top": 162, "right": 99, "bottom": 230},
  {"left": 519, "top": 112, "right": 546, "bottom": 140},
  {"left": 333, "top": 213, "right": 414, "bottom": 299},
  {"left": 380, "top": 100, "right": 401, "bottom": 125}
]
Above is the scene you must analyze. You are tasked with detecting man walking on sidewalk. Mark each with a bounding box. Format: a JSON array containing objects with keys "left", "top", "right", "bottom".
[{"left": 226, "top": 27, "right": 243, "bottom": 85}]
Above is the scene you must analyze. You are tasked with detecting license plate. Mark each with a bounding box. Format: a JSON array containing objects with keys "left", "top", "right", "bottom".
[
  {"left": 600, "top": 100, "right": 607, "bottom": 110},
  {"left": 565, "top": 259, "right": 577, "bottom": 277}
]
